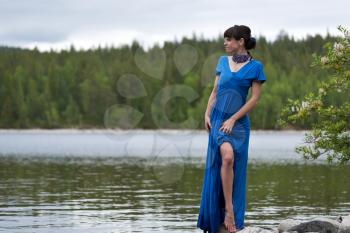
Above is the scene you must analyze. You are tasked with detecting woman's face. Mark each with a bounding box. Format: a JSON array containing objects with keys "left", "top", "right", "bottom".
[{"left": 224, "top": 37, "right": 244, "bottom": 54}]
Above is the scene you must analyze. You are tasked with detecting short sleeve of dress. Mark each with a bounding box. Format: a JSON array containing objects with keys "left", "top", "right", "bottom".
[
  {"left": 215, "top": 56, "right": 223, "bottom": 76},
  {"left": 254, "top": 63, "right": 266, "bottom": 84}
]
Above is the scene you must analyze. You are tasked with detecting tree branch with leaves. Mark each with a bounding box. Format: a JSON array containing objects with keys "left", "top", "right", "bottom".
[{"left": 278, "top": 25, "right": 350, "bottom": 165}]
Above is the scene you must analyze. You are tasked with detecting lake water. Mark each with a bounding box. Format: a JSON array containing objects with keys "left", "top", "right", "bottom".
[{"left": 0, "top": 130, "right": 349, "bottom": 233}]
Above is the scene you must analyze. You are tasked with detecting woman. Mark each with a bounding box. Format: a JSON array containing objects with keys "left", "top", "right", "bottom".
[{"left": 197, "top": 25, "right": 266, "bottom": 233}]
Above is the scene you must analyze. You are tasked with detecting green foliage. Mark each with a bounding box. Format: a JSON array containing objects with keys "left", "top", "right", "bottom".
[
  {"left": 0, "top": 29, "right": 346, "bottom": 132},
  {"left": 278, "top": 25, "right": 350, "bottom": 165}
]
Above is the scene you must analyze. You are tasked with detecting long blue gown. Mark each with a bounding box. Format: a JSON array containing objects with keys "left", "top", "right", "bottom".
[{"left": 197, "top": 55, "right": 267, "bottom": 233}]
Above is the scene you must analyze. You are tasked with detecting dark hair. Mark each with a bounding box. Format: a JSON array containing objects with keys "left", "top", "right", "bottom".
[{"left": 224, "top": 25, "right": 256, "bottom": 50}]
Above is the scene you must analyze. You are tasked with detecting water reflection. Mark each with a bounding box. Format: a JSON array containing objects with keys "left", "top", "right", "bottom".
[{"left": 0, "top": 155, "right": 349, "bottom": 232}]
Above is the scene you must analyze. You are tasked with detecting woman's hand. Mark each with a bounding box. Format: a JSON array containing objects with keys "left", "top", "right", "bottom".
[
  {"left": 219, "top": 118, "right": 236, "bottom": 134},
  {"left": 204, "top": 114, "right": 211, "bottom": 133}
]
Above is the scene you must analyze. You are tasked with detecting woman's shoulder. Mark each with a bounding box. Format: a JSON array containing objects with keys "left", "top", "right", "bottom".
[
  {"left": 251, "top": 58, "right": 262, "bottom": 65},
  {"left": 251, "top": 59, "right": 263, "bottom": 67},
  {"left": 218, "top": 55, "right": 226, "bottom": 60},
  {"left": 216, "top": 55, "right": 226, "bottom": 67},
  {"left": 249, "top": 59, "right": 264, "bottom": 72}
]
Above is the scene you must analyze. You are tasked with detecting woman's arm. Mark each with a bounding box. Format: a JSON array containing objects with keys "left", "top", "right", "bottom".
[
  {"left": 205, "top": 75, "right": 219, "bottom": 117},
  {"left": 204, "top": 75, "right": 219, "bottom": 132},
  {"left": 228, "top": 80, "right": 263, "bottom": 121}
]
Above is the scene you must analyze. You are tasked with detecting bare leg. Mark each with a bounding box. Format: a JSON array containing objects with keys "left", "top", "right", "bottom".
[{"left": 220, "top": 142, "right": 237, "bottom": 233}]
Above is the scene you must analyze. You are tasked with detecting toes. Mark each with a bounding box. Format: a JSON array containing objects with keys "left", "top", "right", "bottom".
[{"left": 229, "top": 225, "right": 234, "bottom": 232}]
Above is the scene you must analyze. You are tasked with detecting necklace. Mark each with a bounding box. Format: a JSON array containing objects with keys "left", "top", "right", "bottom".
[{"left": 232, "top": 51, "right": 252, "bottom": 63}]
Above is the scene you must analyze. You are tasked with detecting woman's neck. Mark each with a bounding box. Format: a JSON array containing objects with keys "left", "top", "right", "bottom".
[{"left": 228, "top": 51, "right": 248, "bottom": 56}]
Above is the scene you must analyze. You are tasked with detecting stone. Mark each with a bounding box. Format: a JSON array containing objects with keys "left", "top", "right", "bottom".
[
  {"left": 288, "top": 216, "right": 340, "bottom": 233},
  {"left": 216, "top": 214, "right": 350, "bottom": 233},
  {"left": 339, "top": 214, "right": 350, "bottom": 233},
  {"left": 278, "top": 219, "right": 302, "bottom": 232},
  {"left": 342, "top": 214, "right": 350, "bottom": 225}
]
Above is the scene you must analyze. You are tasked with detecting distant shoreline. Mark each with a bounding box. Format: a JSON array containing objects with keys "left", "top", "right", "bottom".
[{"left": 0, "top": 128, "right": 310, "bottom": 134}]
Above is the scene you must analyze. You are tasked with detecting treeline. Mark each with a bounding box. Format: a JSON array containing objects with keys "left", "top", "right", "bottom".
[{"left": 0, "top": 31, "right": 342, "bottom": 129}]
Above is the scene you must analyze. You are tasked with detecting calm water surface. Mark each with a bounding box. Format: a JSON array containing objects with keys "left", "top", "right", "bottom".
[{"left": 0, "top": 130, "right": 349, "bottom": 233}]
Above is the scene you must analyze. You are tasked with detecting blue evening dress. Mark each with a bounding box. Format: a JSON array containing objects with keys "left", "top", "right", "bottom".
[{"left": 197, "top": 55, "right": 267, "bottom": 233}]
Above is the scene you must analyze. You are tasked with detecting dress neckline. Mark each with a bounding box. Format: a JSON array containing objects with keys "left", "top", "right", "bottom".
[{"left": 225, "top": 56, "right": 254, "bottom": 74}]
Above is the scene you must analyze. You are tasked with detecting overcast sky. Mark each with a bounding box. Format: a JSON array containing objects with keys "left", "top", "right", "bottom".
[{"left": 0, "top": 0, "right": 349, "bottom": 51}]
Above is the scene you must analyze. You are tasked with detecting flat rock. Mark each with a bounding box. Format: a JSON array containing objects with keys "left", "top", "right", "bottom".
[
  {"left": 278, "top": 219, "right": 302, "bottom": 232},
  {"left": 339, "top": 214, "right": 350, "bottom": 233},
  {"left": 216, "top": 214, "right": 350, "bottom": 233},
  {"left": 287, "top": 216, "right": 341, "bottom": 233},
  {"left": 342, "top": 214, "right": 350, "bottom": 225}
]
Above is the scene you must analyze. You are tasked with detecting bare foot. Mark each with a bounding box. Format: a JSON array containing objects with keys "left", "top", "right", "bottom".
[{"left": 224, "top": 209, "right": 237, "bottom": 233}]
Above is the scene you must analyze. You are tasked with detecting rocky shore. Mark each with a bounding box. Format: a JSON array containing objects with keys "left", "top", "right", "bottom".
[{"left": 218, "top": 214, "right": 350, "bottom": 233}]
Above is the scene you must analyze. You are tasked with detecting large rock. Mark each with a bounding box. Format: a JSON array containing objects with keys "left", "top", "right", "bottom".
[
  {"left": 339, "top": 214, "right": 350, "bottom": 233},
  {"left": 278, "top": 219, "right": 302, "bottom": 232},
  {"left": 278, "top": 215, "right": 350, "bottom": 233},
  {"left": 341, "top": 214, "right": 350, "bottom": 225},
  {"left": 217, "top": 214, "right": 350, "bottom": 233},
  {"left": 289, "top": 217, "right": 340, "bottom": 233}
]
